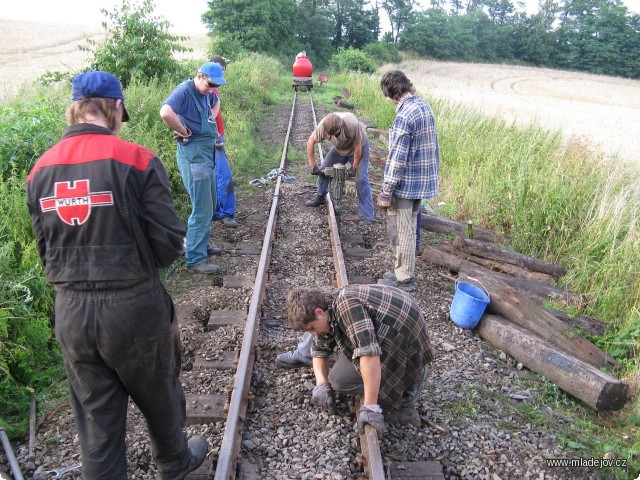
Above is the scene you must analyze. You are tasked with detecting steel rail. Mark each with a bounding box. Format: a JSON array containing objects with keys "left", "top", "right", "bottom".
[
  {"left": 309, "top": 96, "right": 385, "bottom": 480},
  {"left": 214, "top": 90, "right": 299, "bottom": 480}
]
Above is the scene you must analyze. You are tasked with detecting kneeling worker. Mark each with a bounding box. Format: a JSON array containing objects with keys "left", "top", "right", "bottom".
[{"left": 283, "top": 285, "right": 434, "bottom": 434}]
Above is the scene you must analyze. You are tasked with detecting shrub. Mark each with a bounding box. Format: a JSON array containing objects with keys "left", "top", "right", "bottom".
[
  {"left": 330, "top": 47, "right": 377, "bottom": 74},
  {"left": 81, "top": 0, "right": 190, "bottom": 88},
  {"left": 0, "top": 93, "right": 66, "bottom": 180},
  {"left": 362, "top": 41, "right": 402, "bottom": 65}
]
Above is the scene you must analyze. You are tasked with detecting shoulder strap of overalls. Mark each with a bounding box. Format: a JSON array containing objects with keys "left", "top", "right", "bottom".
[{"left": 187, "top": 81, "right": 207, "bottom": 117}]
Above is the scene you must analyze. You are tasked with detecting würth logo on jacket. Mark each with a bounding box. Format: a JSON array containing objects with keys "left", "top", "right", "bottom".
[{"left": 39, "top": 180, "right": 114, "bottom": 225}]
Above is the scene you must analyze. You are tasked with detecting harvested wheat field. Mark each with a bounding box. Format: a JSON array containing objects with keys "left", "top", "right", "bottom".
[{"left": 386, "top": 60, "right": 640, "bottom": 165}]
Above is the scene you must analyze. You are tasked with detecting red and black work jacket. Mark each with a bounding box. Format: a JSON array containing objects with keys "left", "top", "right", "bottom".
[{"left": 26, "top": 124, "right": 186, "bottom": 290}]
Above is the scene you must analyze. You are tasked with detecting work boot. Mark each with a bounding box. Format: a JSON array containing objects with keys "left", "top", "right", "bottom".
[
  {"left": 188, "top": 262, "right": 222, "bottom": 274},
  {"left": 207, "top": 243, "right": 223, "bottom": 256},
  {"left": 377, "top": 277, "right": 416, "bottom": 292},
  {"left": 275, "top": 351, "right": 312, "bottom": 368},
  {"left": 175, "top": 435, "right": 209, "bottom": 480},
  {"left": 221, "top": 217, "right": 239, "bottom": 228},
  {"left": 382, "top": 271, "right": 396, "bottom": 280},
  {"left": 305, "top": 195, "right": 326, "bottom": 207}
]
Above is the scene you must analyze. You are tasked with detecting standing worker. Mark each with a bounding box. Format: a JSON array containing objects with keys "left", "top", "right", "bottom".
[
  {"left": 209, "top": 55, "right": 238, "bottom": 229},
  {"left": 376, "top": 71, "right": 440, "bottom": 292},
  {"left": 305, "top": 112, "right": 374, "bottom": 224},
  {"left": 160, "top": 62, "right": 227, "bottom": 274},
  {"left": 26, "top": 71, "right": 208, "bottom": 479},
  {"left": 284, "top": 285, "right": 434, "bottom": 433}
]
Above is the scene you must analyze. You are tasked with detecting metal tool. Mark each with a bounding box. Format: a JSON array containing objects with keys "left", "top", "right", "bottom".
[{"left": 47, "top": 462, "right": 81, "bottom": 478}]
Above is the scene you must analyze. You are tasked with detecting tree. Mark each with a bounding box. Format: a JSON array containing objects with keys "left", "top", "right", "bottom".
[
  {"left": 554, "top": 0, "right": 640, "bottom": 76},
  {"left": 202, "top": 0, "right": 299, "bottom": 55},
  {"left": 383, "top": 0, "right": 416, "bottom": 43},
  {"left": 341, "top": 0, "right": 379, "bottom": 47},
  {"left": 83, "top": 0, "right": 189, "bottom": 87},
  {"left": 511, "top": 0, "right": 559, "bottom": 65},
  {"left": 295, "top": 0, "right": 335, "bottom": 64},
  {"left": 325, "top": 0, "right": 379, "bottom": 48}
]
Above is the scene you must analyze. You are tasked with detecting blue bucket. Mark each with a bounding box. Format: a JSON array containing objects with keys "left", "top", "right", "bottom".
[{"left": 450, "top": 281, "right": 490, "bottom": 329}]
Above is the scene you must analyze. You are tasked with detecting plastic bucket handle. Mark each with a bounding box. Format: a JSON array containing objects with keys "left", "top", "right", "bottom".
[{"left": 455, "top": 277, "right": 490, "bottom": 302}]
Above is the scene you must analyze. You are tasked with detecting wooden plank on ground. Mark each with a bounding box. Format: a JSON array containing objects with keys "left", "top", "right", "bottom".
[
  {"left": 223, "top": 275, "right": 254, "bottom": 289},
  {"left": 389, "top": 461, "right": 445, "bottom": 479},
  {"left": 342, "top": 233, "right": 365, "bottom": 245},
  {"left": 208, "top": 310, "right": 246, "bottom": 331},
  {"left": 193, "top": 350, "right": 237, "bottom": 371},
  {"left": 477, "top": 315, "right": 628, "bottom": 411},
  {"left": 343, "top": 247, "right": 372, "bottom": 258},
  {"left": 349, "top": 275, "right": 375, "bottom": 285},
  {"left": 438, "top": 242, "right": 557, "bottom": 286},
  {"left": 185, "top": 394, "right": 228, "bottom": 425},
  {"left": 236, "top": 244, "right": 262, "bottom": 255},
  {"left": 544, "top": 307, "right": 610, "bottom": 337},
  {"left": 421, "top": 213, "right": 505, "bottom": 244},
  {"left": 421, "top": 245, "right": 582, "bottom": 306}
]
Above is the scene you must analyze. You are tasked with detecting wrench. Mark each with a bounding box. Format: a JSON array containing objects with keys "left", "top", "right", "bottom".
[{"left": 47, "top": 462, "right": 81, "bottom": 478}]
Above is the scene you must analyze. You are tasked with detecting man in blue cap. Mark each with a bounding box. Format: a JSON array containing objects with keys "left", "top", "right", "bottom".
[
  {"left": 160, "top": 62, "right": 228, "bottom": 274},
  {"left": 26, "top": 70, "right": 208, "bottom": 479}
]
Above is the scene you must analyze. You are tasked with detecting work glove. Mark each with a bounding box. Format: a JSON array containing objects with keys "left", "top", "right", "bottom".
[
  {"left": 173, "top": 127, "right": 192, "bottom": 143},
  {"left": 310, "top": 381, "right": 336, "bottom": 414},
  {"left": 215, "top": 134, "right": 225, "bottom": 149},
  {"left": 310, "top": 165, "right": 322, "bottom": 176},
  {"left": 356, "top": 405, "right": 385, "bottom": 437},
  {"left": 377, "top": 190, "right": 392, "bottom": 208},
  {"left": 347, "top": 166, "right": 357, "bottom": 178}
]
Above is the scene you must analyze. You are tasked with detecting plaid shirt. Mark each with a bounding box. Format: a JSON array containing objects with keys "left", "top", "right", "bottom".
[
  {"left": 382, "top": 94, "right": 440, "bottom": 199},
  {"left": 311, "top": 285, "right": 434, "bottom": 409}
]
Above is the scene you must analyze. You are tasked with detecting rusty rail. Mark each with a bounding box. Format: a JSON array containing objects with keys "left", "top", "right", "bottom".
[
  {"left": 214, "top": 90, "right": 299, "bottom": 480},
  {"left": 309, "top": 96, "right": 386, "bottom": 480}
]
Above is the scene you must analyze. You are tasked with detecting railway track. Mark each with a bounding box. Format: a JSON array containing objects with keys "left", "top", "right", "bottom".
[{"left": 207, "top": 89, "right": 390, "bottom": 479}]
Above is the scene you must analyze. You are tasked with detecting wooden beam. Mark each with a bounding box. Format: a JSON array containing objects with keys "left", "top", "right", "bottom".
[
  {"left": 421, "top": 214, "right": 506, "bottom": 244},
  {"left": 477, "top": 315, "right": 628, "bottom": 411},
  {"left": 454, "top": 236, "right": 567, "bottom": 278},
  {"left": 421, "top": 245, "right": 582, "bottom": 307}
]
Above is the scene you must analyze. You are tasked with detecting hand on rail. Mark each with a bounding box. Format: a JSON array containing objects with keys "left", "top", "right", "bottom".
[{"left": 356, "top": 405, "right": 385, "bottom": 437}]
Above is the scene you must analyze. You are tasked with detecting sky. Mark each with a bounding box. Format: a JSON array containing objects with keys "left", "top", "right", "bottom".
[{"left": 2, "top": 0, "right": 640, "bottom": 35}]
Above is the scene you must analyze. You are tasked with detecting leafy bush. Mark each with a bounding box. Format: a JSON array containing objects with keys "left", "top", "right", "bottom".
[
  {"left": 0, "top": 94, "right": 66, "bottom": 180},
  {"left": 330, "top": 47, "right": 376, "bottom": 74},
  {"left": 362, "top": 41, "right": 402, "bottom": 65},
  {"left": 81, "top": 0, "right": 190, "bottom": 88},
  {"left": 0, "top": 177, "right": 61, "bottom": 438}
]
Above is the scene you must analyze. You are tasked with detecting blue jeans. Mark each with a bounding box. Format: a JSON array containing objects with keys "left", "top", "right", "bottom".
[
  {"left": 212, "top": 135, "right": 236, "bottom": 219},
  {"left": 316, "top": 140, "right": 374, "bottom": 222},
  {"left": 177, "top": 139, "right": 216, "bottom": 267}
]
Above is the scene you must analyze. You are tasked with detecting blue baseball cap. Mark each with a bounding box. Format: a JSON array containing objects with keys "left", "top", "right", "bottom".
[
  {"left": 198, "top": 62, "right": 227, "bottom": 86},
  {"left": 71, "top": 71, "right": 129, "bottom": 122}
]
